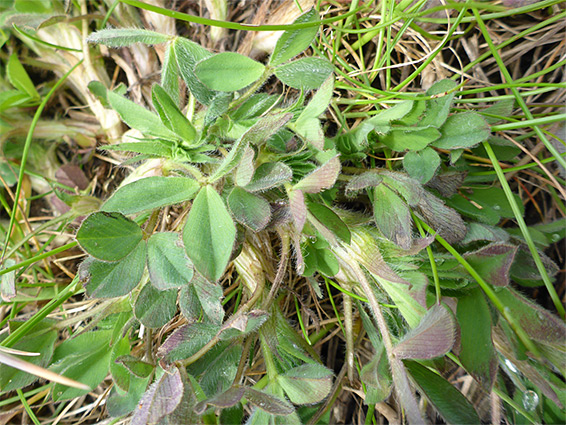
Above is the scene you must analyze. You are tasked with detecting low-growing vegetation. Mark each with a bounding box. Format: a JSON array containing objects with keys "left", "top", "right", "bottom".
[{"left": 0, "top": 0, "right": 564, "bottom": 424}]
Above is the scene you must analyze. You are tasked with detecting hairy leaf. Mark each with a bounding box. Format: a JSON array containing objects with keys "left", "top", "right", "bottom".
[
  {"left": 380, "top": 126, "right": 441, "bottom": 152},
  {"left": 132, "top": 366, "right": 183, "bottom": 425},
  {"left": 245, "top": 162, "right": 293, "bottom": 192},
  {"left": 76, "top": 212, "right": 143, "bottom": 262},
  {"left": 403, "top": 147, "right": 441, "bottom": 184},
  {"left": 107, "top": 90, "right": 177, "bottom": 139},
  {"left": 80, "top": 242, "right": 146, "bottom": 298},
  {"left": 152, "top": 84, "right": 197, "bottom": 143},
  {"left": 393, "top": 304, "right": 456, "bottom": 360},
  {"left": 419, "top": 79, "right": 458, "bottom": 128},
  {"left": 134, "top": 284, "right": 177, "bottom": 329},
  {"left": 102, "top": 176, "right": 200, "bottom": 215},
  {"left": 275, "top": 57, "right": 333, "bottom": 90},
  {"left": 278, "top": 363, "right": 333, "bottom": 405},
  {"left": 345, "top": 172, "right": 383, "bottom": 195},
  {"left": 464, "top": 243, "right": 518, "bottom": 287},
  {"left": 174, "top": 37, "right": 216, "bottom": 105},
  {"left": 87, "top": 28, "right": 171, "bottom": 46},
  {"left": 433, "top": 112, "right": 491, "bottom": 149},
  {"left": 269, "top": 8, "right": 320, "bottom": 66},
  {"left": 294, "top": 155, "right": 340, "bottom": 193},
  {"left": 228, "top": 187, "right": 271, "bottom": 232},
  {"left": 373, "top": 184, "right": 413, "bottom": 249},
  {"left": 289, "top": 189, "right": 307, "bottom": 233},
  {"left": 147, "top": 232, "right": 194, "bottom": 290},
  {"left": 183, "top": 186, "right": 236, "bottom": 282},
  {"left": 195, "top": 52, "right": 265, "bottom": 92}
]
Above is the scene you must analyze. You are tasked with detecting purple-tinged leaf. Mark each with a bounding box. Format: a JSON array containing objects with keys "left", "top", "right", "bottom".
[
  {"left": 157, "top": 323, "right": 220, "bottom": 365},
  {"left": 416, "top": 191, "right": 467, "bottom": 244},
  {"left": 498, "top": 288, "right": 566, "bottom": 346},
  {"left": 345, "top": 172, "right": 383, "bottom": 196},
  {"left": 464, "top": 243, "right": 518, "bottom": 287},
  {"left": 294, "top": 155, "right": 340, "bottom": 193},
  {"left": 228, "top": 187, "right": 271, "bottom": 232},
  {"left": 289, "top": 190, "right": 306, "bottom": 233},
  {"left": 192, "top": 274, "right": 225, "bottom": 325},
  {"left": 219, "top": 310, "right": 269, "bottom": 340},
  {"left": 456, "top": 288, "right": 497, "bottom": 390},
  {"left": 426, "top": 171, "right": 467, "bottom": 198},
  {"left": 132, "top": 366, "right": 183, "bottom": 425},
  {"left": 244, "top": 162, "right": 293, "bottom": 193},
  {"left": 393, "top": 304, "right": 456, "bottom": 360},
  {"left": 278, "top": 363, "right": 333, "bottom": 405},
  {"left": 56, "top": 164, "right": 89, "bottom": 190},
  {"left": 291, "top": 231, "right": 305, "bottom": 275},
  {"left": 194, "top": 386, "right": 245, "bottom": 414},
  {"left": 244, "top": 387, "right": 294, "bottom": 415}
]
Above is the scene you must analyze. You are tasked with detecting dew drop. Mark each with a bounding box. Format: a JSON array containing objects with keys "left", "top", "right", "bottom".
[
  {"left": 522, "top": 390, "right": 539, "bottom": 412},
  {"left": 493, "top": 205, "right": 501, "bottom": 211},
  {"left": 504, "top": 359, "right": 518, "bottom": 374}
]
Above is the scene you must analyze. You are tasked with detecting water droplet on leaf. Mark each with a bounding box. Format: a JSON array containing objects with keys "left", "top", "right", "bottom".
[{"left": 522, "top": 390, "right": 539, "bottom": 412}]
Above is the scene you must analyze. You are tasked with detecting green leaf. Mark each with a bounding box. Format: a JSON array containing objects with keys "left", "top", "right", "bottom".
[
  {"left": 405, "top": 361, "right": 481, "bottom": 425},
  {"left": 50, "top": 330, "right": 114, "bottom": 401},
  {"left": 275, "top": 57, "right": 333, "bottom": 90},
  {"left": 174, "top": 37, "right": 217, "bottom": 105},
  {"left": 195, "top": 52, "right": 265, "bottom": 92},
  {"left": 0, "top": 320, "right": 57, "bottom": 391},
  {"left": 107, "top": 90, "right": 177, "bottom": 139},
  {"left": 99, "top": 141, "right": 172, "bottom": 157},
  {"left": 419, "top": 79, "right": 458, "bottom": 128},
  {"left": 161, "top": 41, "right": 180, "bottom": 105},
  {"left": 107, "top": 374, "right": 152, "bottom": 417},
  {"left": 481, "top": 98, "right": 514, "bottom": 124},
  {"left": 191, "top": 342, "right": 241, "bottom": 398},
  {"left": 76, "top": 212, "right": 143, "bottom": 262},
  {"left": 403, "top": 147, "right": 441, "bottom": 184},
  {"left": 278, "top": 363, "right": 333, "bottom": 405},
  {"left": 360, "top": 343, "right": 392, "bottom": 404},
  {"left": 228, "top": 187, "right": 271, "bottom": 232},
  {"left": 393, "top": 304, "right": 456, "bottom": 360},
  {"left": 447, "top": 186, "right": 524, "bottom": 226},
  {"left": 244, "top": 162, "right": 293, "bottom": 192},
  {"left": 102, "top": 176, "right": 200, "bottom": 215},
  {"left": 110, "top": 336, "right": 131, "bottom": 392},
  {"left": 152, "top": 84, "right": 197, "bottom": 144},
  {"left": 352, "top": 100, "right": 414, "bottom": 146},
  {"left": 7, "top": 53, "right": 39, "bottom": 99},
  {"left": 80, "top": 242, "right": 147, "bottom": 298},
  {"left": 269, "top": 8, "right": 320, "bottom": 66},
  {"left": 307, "top": 203, "right": 350, "bottom": 243},
  {"left": 86, "top": 28, "right": 171, "bottom": 46},
  {"left": 302, "top": 240, "right": 340, "bottom": 277},
  {"left": 294, "top": 76, "right": 333, "bottom": 149},
  {"left": 147, "top": 232, "right": 194, "bottom": 290},
  {"left": 456, "top": 287, "right": 497, "bottom": 391},
  {"left": 183, "top": 186, "right": 236, "bottom": 282},
  {"left": 373, "top": 184, "right": 412, "bottom": 249},
  {"left": 379, "top": 126, "right": 441, "bottom": 152},
  {"left": 209, "top": 113, "right": 292, "bottom": 183},
  {"left": 134, "top": 284, "right": 178, "bottom": 329},
  {"left": 432, "top": 112, "right": 491, "bottom": 149},
  {"left": 116, "top": 355, "right": 154, "bottom": 379}
]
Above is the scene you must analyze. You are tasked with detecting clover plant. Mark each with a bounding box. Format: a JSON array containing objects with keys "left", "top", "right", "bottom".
[{"left": 1, "top": 5, "right": 564, "bottom": 425}]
